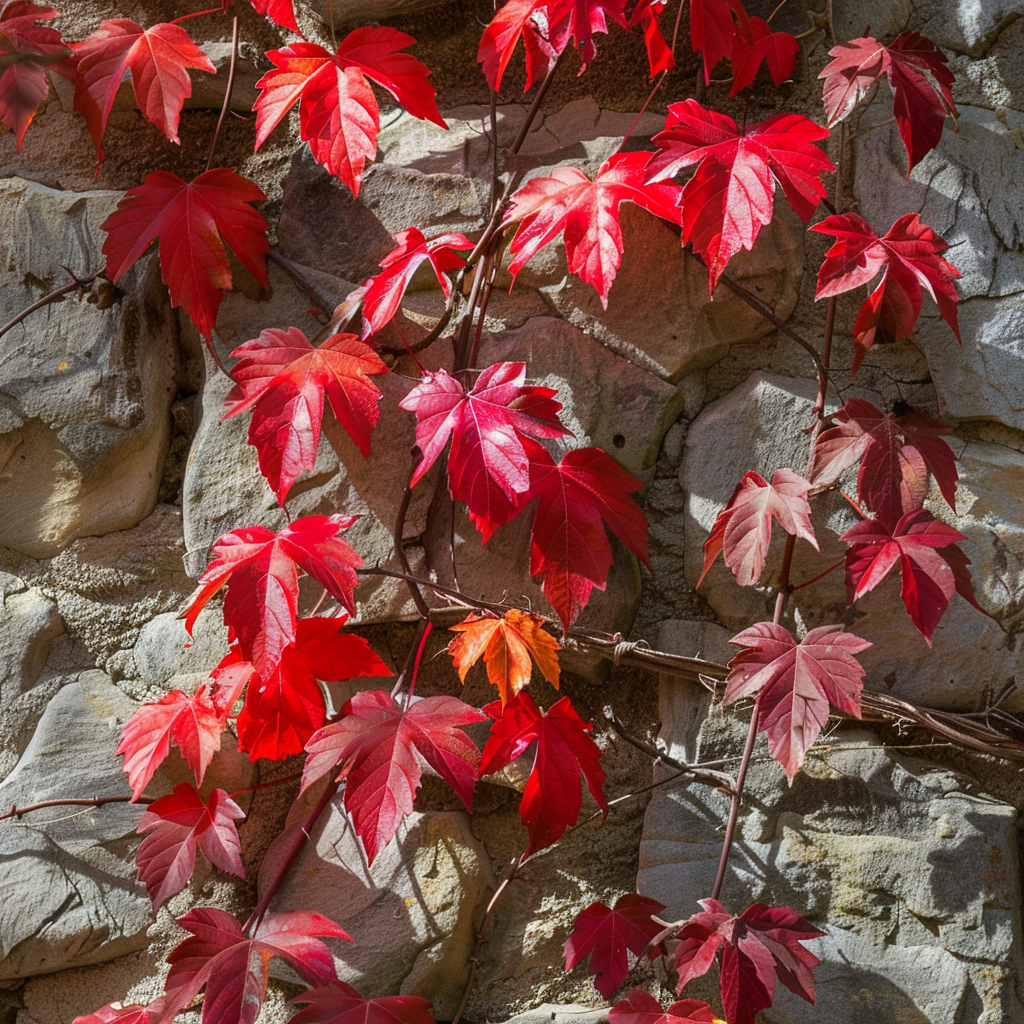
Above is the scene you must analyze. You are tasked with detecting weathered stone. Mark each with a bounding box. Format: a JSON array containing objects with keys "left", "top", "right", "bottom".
[
  {"left": 0, "top": 178, "right": 178, "bottom": 558},
  {"left": 638, "top": 714, "right": 1024, "bottom": 1024},
  {"left": 494, "top": 1006, "right": 611, "bottom": 1024},
  {"left": 260, "top": 789, "right": 494, "bottom": 1020}
]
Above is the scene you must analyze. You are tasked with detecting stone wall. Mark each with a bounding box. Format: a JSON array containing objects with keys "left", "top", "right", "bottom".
[{"left": 0, "top": 0, "right": 1022, "bottom": 1022}]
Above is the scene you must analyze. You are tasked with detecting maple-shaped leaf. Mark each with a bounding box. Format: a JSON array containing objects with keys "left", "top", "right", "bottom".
[
  {"left": 361, "top": 227, "right": 473, "bottom": 337},
  {"left": 225, "top": 616, "right": 391, "bottom": 761},
  {"left": 609, "top": 990, "right": 721, "bottom": 1024},
  {"left": 253, "top": 29, "right": 445, "bottom": 196},
  {"left": 448, "top": 609, "right": 561, "bottom": 706},
  {"left": 841, "top": 509, "right": 984, "bottom": 642},
  {"left": 0, "top": 1, "right": 74, "bottom": 150},
  {"left": 698, "top": 469, "right": 818, "bottom": 589},
  {"left": 478, "top": 0, "right": 629, "bottom": 92},
  {"left": 71, "top": 19, "right": 216, "bottom": 162},
  {"left": 246, "top": 0, "right": 299, "bottom": 32},
  {"left": 674, "top": 899, "right": 823, "bottom": 1024},
  {"left": 163, "top": 907, "right": 351, "bottom": 1024},
  {"left": 808, "top": 398, "right": 957, "bottom": 528},
  {"left": 223, "top": 327, "right": 388, "bottom": 505},
  {"left": 101, "top": 168, "right": 269, "bottom": 342},
  {"left": 503, "top": 151, "right": 683, "bottom": 307},
  {"left": 648, "top": 100, "right": 832, "bottom": 291},
  {"left": 72, "top": 996, "right": 177, "bottom": 1024},
  {"left": 117, "top": 686, "right": 227, "bottom": 801},
  {"left": 184, "top": 515, "right": 362, "bottom": 681},
  {"left": 290, "top": 980, "right": 437, "bottom": 1024},
  {"left": 564, "top": 894, "right": 666, "bottom": 998},
  {"left": 514, "top": 442, "right": 650, "bottom": 633},
  {"left": 820, "top": 31, "right": 956, "bottom": 173},
  {"left": 398, "top": 363, "right": 569, "bottom": 540},
  {"left": 303, "top": 690, "right": 484, "bottom": 863},
  {"left": 480, "top": 692, "right": 607, "bottom": 855},
  {"left": 729, "top": 16, "right": 799, "bottom": 96},
  {"left": 628, "top": 0, "right": 674, "bottom": 77},
  {"left": 726, "top": 623, "right": 869, "bottom": 778},
  {"left": 811, "top": 212, "right": 960, "bottom": 374},
  {"left": 689, "top": 0, "right": 740, "bottom": 84},
  {"left": 136, "top": 783, "right": 245, "bottom": 911}
]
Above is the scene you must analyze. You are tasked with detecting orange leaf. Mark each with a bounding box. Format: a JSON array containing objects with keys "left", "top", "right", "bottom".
[{"left": 448, "top": 609, "right": 560, "bottom": 705}]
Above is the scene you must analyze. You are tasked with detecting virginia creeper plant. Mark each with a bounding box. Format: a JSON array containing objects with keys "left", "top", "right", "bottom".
[{"left": 0, "top": 0, "right": 992, "bottom": 1020}]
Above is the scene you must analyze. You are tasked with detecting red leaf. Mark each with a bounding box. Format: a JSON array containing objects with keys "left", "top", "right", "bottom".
[
  {"left": 609, "top": 990, "right": 720, "bottom": 1024},
  {"left": 290, "top": 980, "right": 437, "bottom": 1024},
  {"left": 101, "top": 168, "right": 269, "bottom": 342},
  {"left": 164, "top": 907, "right": 351, "bottom": 1024},
  {"left": 674, "top": 899, "right": 823, "bottom": 1024},
  {"left": 841, "top": 509, "right": 984, "bottom": 642},
  {"left": 725, "top": 623, "right": 869, "bottom": 778},
  {"left": 117, "top": 686, "right": 227, "bottom": 801},
  {"left": 811, "top": 212, "right": 960, "bottom": 374},
  {"left": 648, "top": 101, "right": 832, "bottom": 291},
  {"left": 503, "top": 151, "right": 683, "bottom": 307},
  {"left": 398, "top": 363, "right": 569, "bottom": 540},
  {"left": 71, "top": 19, "right": 215, "bottom": 162},
  {"left": 230, "top": 616, "right": 391, "bottom": 761},
  {"left": 136, "top": 783, "right": 245, "bottom": 911},
  {"left": 72, "top": 996, "right": 177, "bottom": 1024},
  {"left": 697, "top": 469, "right": 818, "bottom": 588},
  {"left": 247, "top": 0, "right": 298, "bottom": 32},
  {"left": 480, "top": 692, "right": 607, "bottom": 855},
  {"left": 184, "top": 515, "right": 363, "bottom": 681},
  {"left": 303, "top": 690, "right": 484, "bottom": 864},
  {"left": 628, "top": 0, "right": 675, "bottom": 77},
  {"left": 477, "top": 0, "right": 628, "bottom": 92},
  {"left": 819, "top": 31, "right": 956, "bottom": 173},
  {"left": 223, "top": 328, "right": 388, "bottom": 505},
  {"left": 361, "top": 227, "right": 473, "bottom": 337},
  {"left": 808, "top": 398, "right": 957, "bottom": 528},
  {"left": 564, "top": 893, "right": 666, "bottom": 998},
  {"left": 0, "top": 1, "right": 74, "bottom": 150},
  {"left": 516, "top": 443, "right": 650, "bottom": 633},
  {"left": 689, "top": 0, "right": 738, "bottom": 84},
  {"left": 728, "top": 16, "right": 798, "bottom": 96},
  {"left": 253, "top": 29, "right": 445, "bottom": 196}
]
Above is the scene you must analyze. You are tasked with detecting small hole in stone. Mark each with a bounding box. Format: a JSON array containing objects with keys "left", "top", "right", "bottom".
[{"left": 613, "top": 434, "right": 625, "bottom": 449}]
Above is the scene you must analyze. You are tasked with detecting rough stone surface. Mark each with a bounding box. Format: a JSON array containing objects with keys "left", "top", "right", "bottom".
[
  {"left": 639, "top": 715, "right": 1024, "bottom": 1024},
  {"left": 260, "top": 791, "right": 494, "bottom": 1020},
  {"left": 0, "top": 178, "right": 178, "bottom": 558}
]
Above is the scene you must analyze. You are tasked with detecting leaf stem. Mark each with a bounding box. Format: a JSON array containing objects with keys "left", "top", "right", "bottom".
[
  {"left": 204, "top": 15, "right": 239, "bottom": 173},
  {"left": 229, "top": 770, "right": 303, "bottom": 799},
  {"left": 0, "top": 276, "right": 97, "bottom": 343},
  {"left": 266, "top": 251, "right": 333, "bottom": 320},
  {"left": 0, "top": 794, "right": 149, "bottom": 822},
  {"left": 169, "top": 7, "right": 222, "bottom": 25},
  {"left": 402, "top": 620, "right": 434, "bottom": 707}
]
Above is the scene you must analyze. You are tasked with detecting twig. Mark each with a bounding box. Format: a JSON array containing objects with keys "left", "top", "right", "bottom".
[
  {"left": 0, "top": 276, "right": 97, "bottom": 343},
  {"left": 205, "top": 15, "right": 239, "bottom": 173},
  {"left": 391, "top": 450, "right": 433, "bottom": 620},
  {"left": 267, "top": 251, "right": 333, "bottom": 320},
  {"left": 0, "top": 794, "right": 147, "bottom": 822}
]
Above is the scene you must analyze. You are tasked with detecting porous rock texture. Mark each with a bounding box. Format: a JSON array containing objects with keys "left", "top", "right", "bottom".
[{"left": 0, "top": 0, "right": 1023, "bottom": 1022}]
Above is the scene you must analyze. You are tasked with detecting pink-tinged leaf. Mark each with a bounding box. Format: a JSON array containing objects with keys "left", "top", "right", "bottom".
[
  {"left": 248, "top": 0, "right": 299, "bottom": 32},
  {"left": 0, "top": 2, "right": 74, "bottom": 150},
  {"left": 71, "top": 19, "right": 216, "bottom": 162},
  {"left": 820, "top": 31, "right": 956, "bottom": 173},
  {"left": 184, "top": 515, "right": 362, "bottom": 681},
  {"left": 101, "top": 168, "right": 269, "bottom": 342},
  {"left": 808, "top": 398, "right": 957, "bottom": 528},
  {"left": 812, "top": 212, "right": 960, "bottom": 374},
  {"left": 674, "top": 899, "right": 823, "bottom": 1024},
  {"left": 564, "top": 893, "right": 666, "bottom": 998},
  {"left": 841, "top": 509, "right": 984, "bottom": 642},
  {"left": 290, "top": 980, "right": 438, "bottom": 1024},
  {"left": 72, "top": 995, "right": 178, "bottom": 1024},
  {"left": 648, "top": 101, "right": 832, "bottom": 291},
  {"left": 117, "top": 687, "right": 227, "bottom": 801},
  {"left": 164, "top": 907, "right": 351, "bottom": 1024},
  {"left": 609, "top": 990, "right": 720, "bottom": 1024},
  {"left": 136, "top": 783, "right": 245, "bottom": 911},
  {"left": 697, "top": 469, "right": 818, "bottom": 588},
  {"left": 399, "top": 363, "right": 569, "bottom": 540},
  {"left": 729, "top": 17, "right": 798, "bottom": 96},
  {"left": 361, "top": 227, "right": 473, "bottom": 337},
  {"left": 503, "top": 150, "right": 682, "bottom": 307},
  {"left": 253, "top": 29, "right": 444, "bottom": 196},
  {"left": 628, "top": 0, "right": 675, "bottom": 77},
  {"left": 480, "top": 692, "right": 607, "bottom": 855},
  {"left": 223, "top": 327, "right": 388, "bottom": 504},
  {"left": 230, "top": 616, "right": 390, "bottom": 762},
  {"left": 725, "top": 623, "right": 869, "bottom": 778},
  {"left": 303, "top": 690, "right": 484, "bottom": 863}
]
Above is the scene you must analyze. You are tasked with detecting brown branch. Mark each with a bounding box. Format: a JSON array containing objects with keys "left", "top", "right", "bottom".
[
  {"left": 0, "top": 794, "right": 146, "bottom": 822},
  {"left": 0, "top": 276, "right": 98, "bottom": 343}
]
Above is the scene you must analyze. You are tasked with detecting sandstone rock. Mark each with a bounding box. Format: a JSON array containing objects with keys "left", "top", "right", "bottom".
[
  {"left": 638, "top": 715, "right": 1024, "bottom": 1024},
  {"left": 259, "top": 790, "right": 494, "bottom": 1020},
  {"left": 0, "top": 178, "right": 177, "bottom": 558},
  {"left": 495, "top": 1006, "right": 611, "bottom": 1024}
]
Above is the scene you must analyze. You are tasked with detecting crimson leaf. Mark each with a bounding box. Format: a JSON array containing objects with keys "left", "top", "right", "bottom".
[
  {"left": 290, "top": 980, "right": 437, "bottom": 1024},
  {"left": 609, "top": 990, "right": 719, "bottom": 1024}
]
